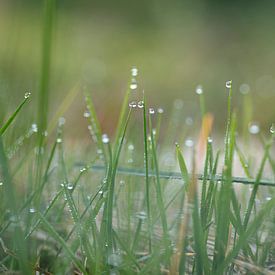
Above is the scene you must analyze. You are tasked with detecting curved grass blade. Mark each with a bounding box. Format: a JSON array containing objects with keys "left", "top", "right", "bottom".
[{"left": 0, "top": 94, "right": 31, "bottom": 136}]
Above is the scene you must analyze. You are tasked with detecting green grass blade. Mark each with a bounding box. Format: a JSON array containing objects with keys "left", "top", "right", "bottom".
[
  {"left": 0, "top": 94, "right": 31, "bottom": 136},
  {"left": 37, "top": 212, "right": 86, "bottom": 274}
]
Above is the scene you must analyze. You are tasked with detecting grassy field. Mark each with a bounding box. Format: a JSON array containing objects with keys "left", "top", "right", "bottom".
[{"left": 0, "top": 1, "right": 275, "bottom": 274}]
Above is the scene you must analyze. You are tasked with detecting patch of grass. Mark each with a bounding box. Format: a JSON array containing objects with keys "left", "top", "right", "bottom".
[{"left": 0, "top": 3, "right": 275, "bottom": 273}]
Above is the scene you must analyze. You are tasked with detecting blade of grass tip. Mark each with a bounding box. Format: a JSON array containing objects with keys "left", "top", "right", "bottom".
[
  {"left": 243, "top": 140, "right": 272, "bottom": 230},
  {"left": 0, "top": 92, "right": 31, "bottom": 136},
  {"left": 149, "top": 111, "right": 170, "bottom": 258},
  {"left": 84, "top": 90, "right": 107, "bottom": 164},
  {"left": 213, "top": 80, "right": 235, "bottom": 271},
  {"left": 218, "top": 198, "right": 275, "bottom": 274},
  {"left": 142, "top": 93, "right": 152, "bottom": 253},
  {"left": 170, "top": 144, "right": 189, "bottom": 274},
  {"left": 0, "top": 138, "right": 30, "bottom": 274},
  {"left": 37, "top": 212, "right": 86, "bottom": 274}
]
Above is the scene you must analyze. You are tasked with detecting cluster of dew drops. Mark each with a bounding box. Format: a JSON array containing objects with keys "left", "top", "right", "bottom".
[{"left": 128, "top": 66, "right": 164, "bottom": 115}]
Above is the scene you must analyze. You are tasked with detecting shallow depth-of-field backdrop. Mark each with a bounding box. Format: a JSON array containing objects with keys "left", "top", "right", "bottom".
[{"left": 1, "top": 0, "right": 275, "bottom": 138}]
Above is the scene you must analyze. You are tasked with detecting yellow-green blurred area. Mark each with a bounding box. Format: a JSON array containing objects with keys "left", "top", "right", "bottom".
[{"left": 0, "top": 0, "right": 275, "bottom": 138}]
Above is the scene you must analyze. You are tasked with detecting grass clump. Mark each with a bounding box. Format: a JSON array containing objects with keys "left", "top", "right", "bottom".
[{"left": 0, "top": 73, "right": 274, "bottom": 274}]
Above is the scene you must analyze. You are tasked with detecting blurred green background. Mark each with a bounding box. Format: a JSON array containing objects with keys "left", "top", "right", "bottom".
[{"left": 0, "top": 0, "right": 274, "bottom": 138}]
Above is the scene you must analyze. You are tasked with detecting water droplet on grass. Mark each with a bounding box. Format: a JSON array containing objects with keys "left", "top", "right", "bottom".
[
  {"left": 157, "top": 107, "right": 164, "bottom": 114},
  {"left": 208, "top": 137, "right": 213, "bottom": 143},
  {"left": 131, "top": 66, "right": 138, "bottom": 77},
  {"left": 149, "top": 108, "right": 155, "bottom": 114},
  {"left": 130, "top": 78, "right": 137, "bottom": 90},
  {"left": 31, "top": 124, "right": 38, "bottom": 133},
  {"left": 83, "top": 111, "right": 90, "bottom": 118},
  {"left": 58, "top": 117, "right": 66, "bottom": 126},
  {"left": 137, "top": 101, "right": 144, "bottom": 108},
  {"left": 0, "top": 182, "right": 3, "bottom": 186},
  {"left": 195, "top": 85, "right": 203, "bottom": 95},
  {"left": 185, "top": 117, "right": 194, "bottom": 126},
  {"left": 185, "top": 138, "right": 194, "bottom": 148},
  {"left": 239, "top": 83, "right": 250, "bottom": 94},
  {"left": 80, "top": 167, "right": 87, "bottom": 173},
  {"left": 57, "top": 138, "right": 62, "bottom": 143},
  {"left": 24, "top": 92, "right": 31, "bottom": 99},
  {"left": 129, "top": 101, "right": 137, "bottom": 108},
  {"left": 29, "top": 208, "right": 36, "bottom": 214},
  {"left": 226, "top": 80, "right": 232, "bottom": 89},
  {"left": 128, "top": 144, "right": 134, "bottom": 151},
  {"left": 249, "top": 122, "right": 260, "bottom": 134},
  {"left": 136, "top": 211, "right": 147, "bottom": 220},
  {"left": 265, "top": 197, "right": 272, "bottom": 201},
  {"left": 102, "top": 134, "right": 109, "bottom": 144},
  {"left": 67, "top": 183, "right": 73, "bottom": 190},
  {"left": 270, "top": 123, "right": 275, "bottom": 134}
]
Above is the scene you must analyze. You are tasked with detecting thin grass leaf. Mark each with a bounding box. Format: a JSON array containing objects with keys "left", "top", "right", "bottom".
[
  {"left": 0, "top": 94, "right": 31, "bottom": 136},
  {"left": 37, "top": 212, "right": 86, "bottom": 274},
  {"left": 217, "top": 198, "right": 275, "bottom": 273}
]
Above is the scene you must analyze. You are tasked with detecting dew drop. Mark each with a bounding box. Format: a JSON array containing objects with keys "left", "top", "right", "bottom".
[
  {"left": 24, "top": 92, "right": 31, "bottom": 99},
  {"left": 80, "top": 167, "right": 87, "bottom": 173},
  {"left": 129, "top": 101, "right": 137, "bottom": 108},
  {"left": 185, "top": 138, "right": 194, "bottom": 148},
  {"left": 270, "top": 123, "right": 275, "bottom": 134},
  {"left": 29, "top": 208, "right": 36, "bottom": 214},
  {"left": 196, "top": 85, "right": 203, "bottom": 95},
  {"left": 248, "top": 122, "right": 260, "bottom": 135},
  {"left": 128, "top": 144, "right": 134, "bottom": 151},
  {"left": 136, "top": 211, "right": 147, "bottom": 220},
  {"left": 99, "top": 190, "right": 103, "bottom": 195},
  {"left": 265, "top": 196, "right": 272, "bottom": 201},
  {"left": 130, "top": 78, "right": 137, "bottom": 90},
  {"left": 0, "top": 182, "right": 3, "bottom": 186},
  {"left": 119, "top": 180, "right": 125, "bottom": 186},
  {"left": 239, "top": 83, "right": 250, "bottom": 95},
  {"left": 207, "top": 137, "right": 213, "bottom": 143},
  {"left": 58, "top": 117, "right": 66, "bottom": 126},
  {"left": 131, "top": 66, "right": 138, "bottom": 77},
  {"left": 157, "top": 107, "right": 164, "bottom": 114},
  {"left": 67, "top": 183, "right": 73, "bottom": 190},
  {"left": 102, "top": 134, "right": 110, "bottom": 144},
  {"left": 149, "top": 108, "right": 155, "bottom": 114},
  {"left": 225, "top": 80, "right": 232, "bottom": 89},
  {"left": 137, "top": 100, "right": 144, "bottom": 108},
  {"left": 83, "top": 111, "right": 90, "bottom": 118},
  {"left": 31, "top": 123, "right": 38, "bottom": 133},
  {"left": 185, "top": 117, "right": 194, "bottom": 126},
  {"left": 56, "top": 138, "right": 62, "bottom": 143}
]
